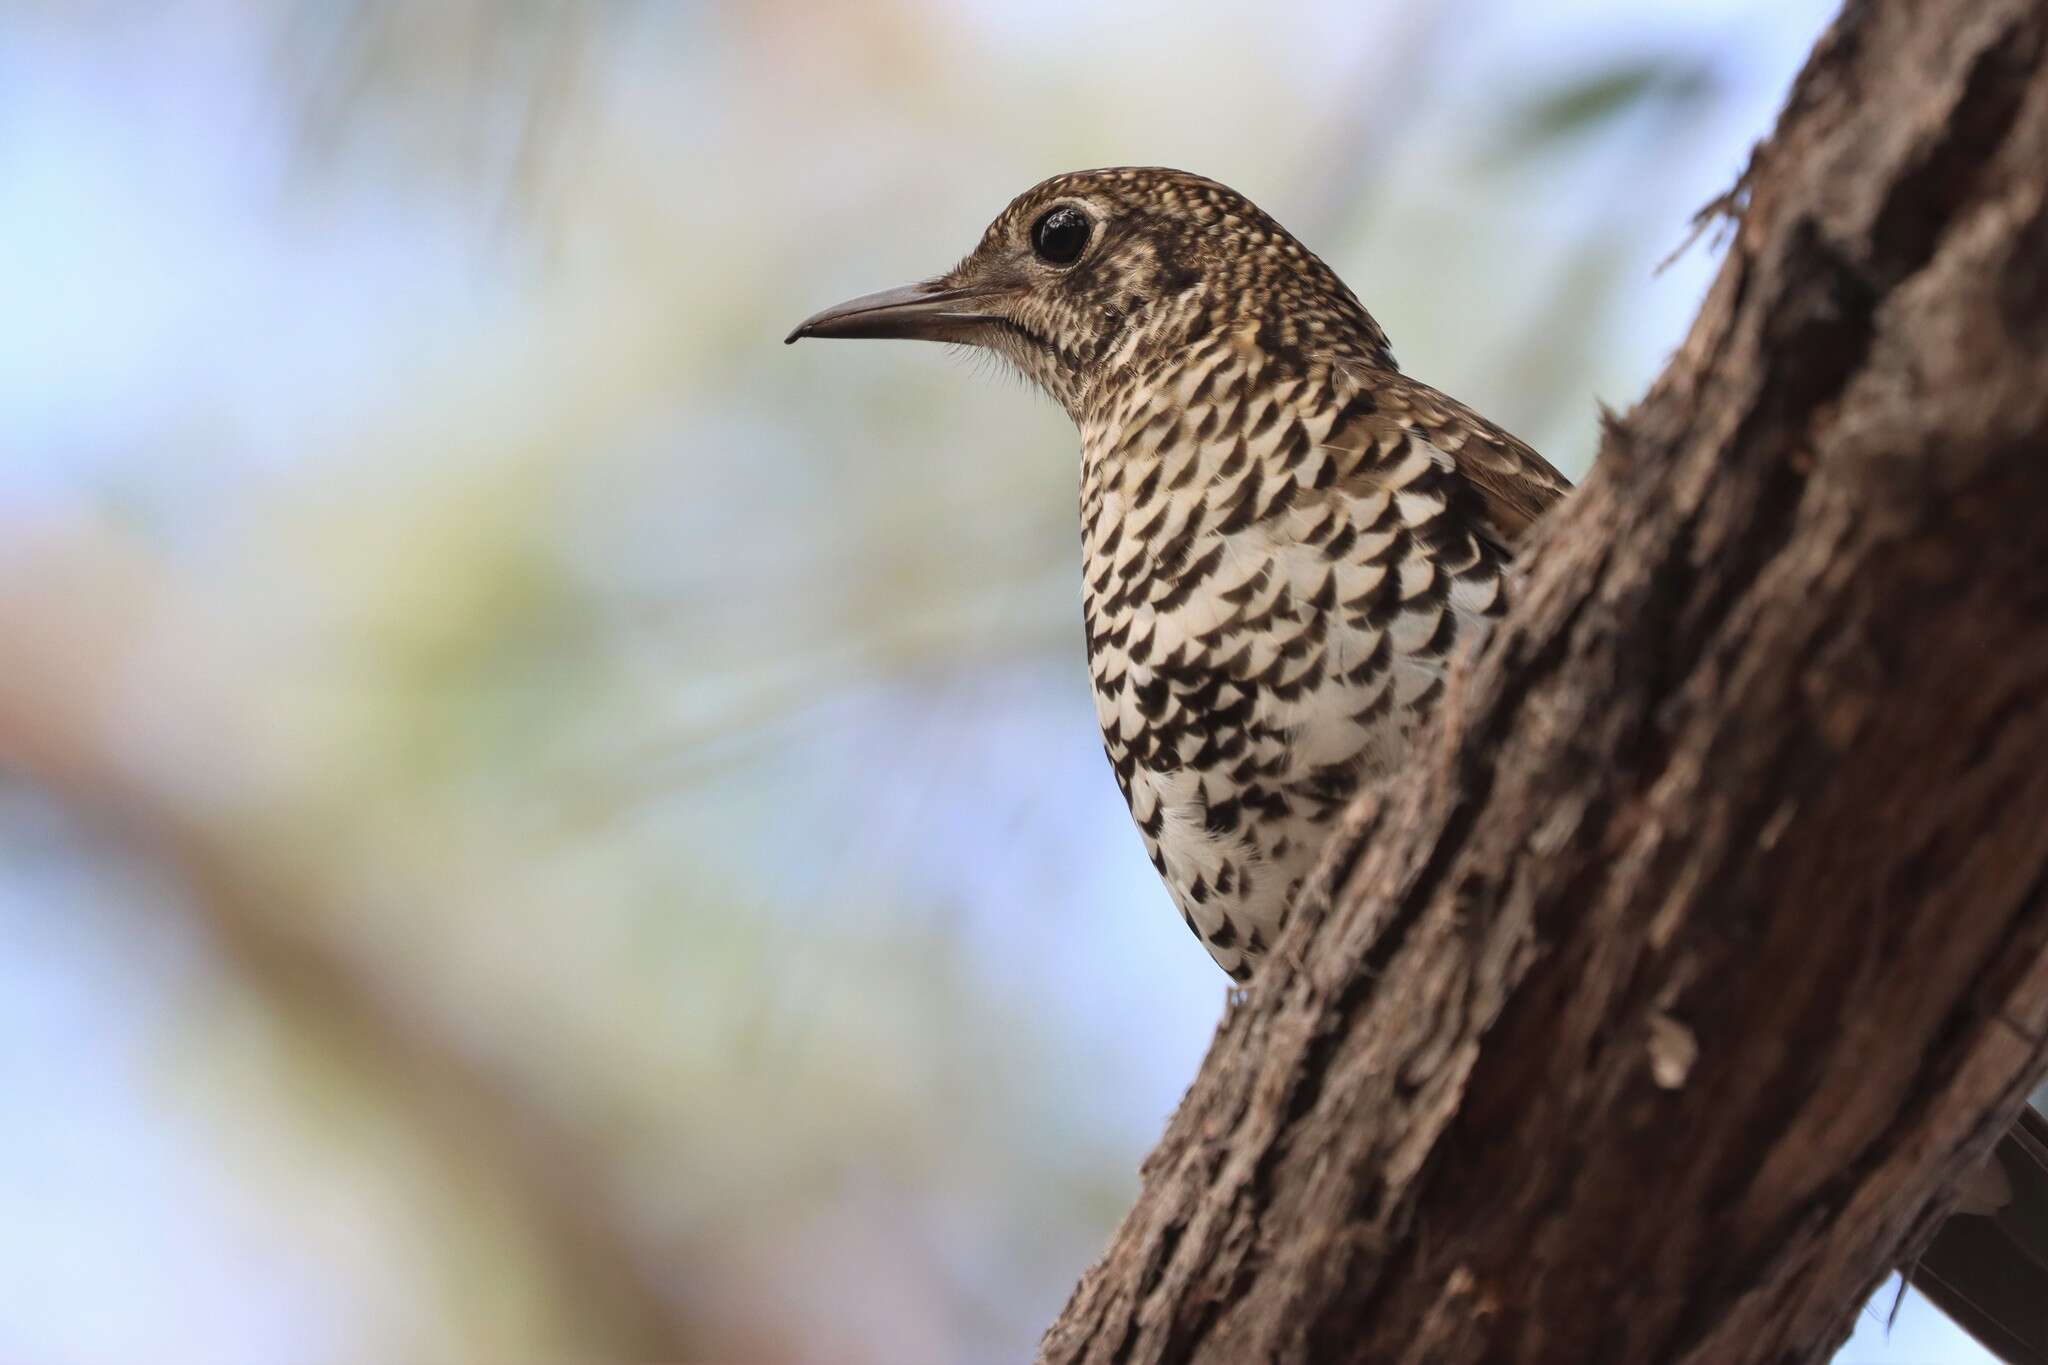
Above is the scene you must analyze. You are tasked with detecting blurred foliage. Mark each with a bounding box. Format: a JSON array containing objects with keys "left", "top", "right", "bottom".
[{"left": 1497, "top": 57, "right": 1719, "bottom": 156}]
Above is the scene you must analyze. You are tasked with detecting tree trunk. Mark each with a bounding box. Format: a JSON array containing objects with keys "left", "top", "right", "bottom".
[{"left": 1038, "top": 2, "right": 2048, "bottom": 1362}]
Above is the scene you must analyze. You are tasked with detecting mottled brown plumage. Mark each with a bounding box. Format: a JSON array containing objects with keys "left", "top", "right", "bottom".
[{"left": 790, "top": 167, "right": 1571, "bottom": 979}]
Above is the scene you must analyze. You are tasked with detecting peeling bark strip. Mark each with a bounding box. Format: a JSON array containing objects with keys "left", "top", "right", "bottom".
[{"left": 1039, "top": 3, "right": 2048, "bottom": 1363}]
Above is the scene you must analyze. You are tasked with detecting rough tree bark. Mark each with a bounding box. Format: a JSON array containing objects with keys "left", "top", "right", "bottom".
[{"left": 1039, "top": 2, "right": 2048, "bottom": 1362}]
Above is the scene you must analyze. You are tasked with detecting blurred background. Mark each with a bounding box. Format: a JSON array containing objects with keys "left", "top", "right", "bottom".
[{"left": 0, "top": 1, "right": 1993, "bottom": 1361}]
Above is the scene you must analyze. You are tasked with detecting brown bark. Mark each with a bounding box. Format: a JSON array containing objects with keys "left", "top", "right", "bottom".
[{"left": 1039, "top": 3, "right": 2048, "bottom": 1362}]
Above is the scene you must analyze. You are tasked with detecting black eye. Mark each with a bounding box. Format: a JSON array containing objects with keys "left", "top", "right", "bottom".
[{"left": 1031, "top": 206, "right": 1091, "bottom": 265}]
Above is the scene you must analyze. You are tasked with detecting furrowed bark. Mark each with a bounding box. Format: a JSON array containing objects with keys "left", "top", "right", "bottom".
[{"left": 1039, "top": 2, "right": 2048, "bottom": 1361}]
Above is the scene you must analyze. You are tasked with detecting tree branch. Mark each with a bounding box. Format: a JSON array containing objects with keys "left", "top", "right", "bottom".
[
  {"left": 0, "top": 531, "right": 703, "bottom": 1360},
  {"left": 1040, "top": 2, "right": 2048, "bottom": 1361}
]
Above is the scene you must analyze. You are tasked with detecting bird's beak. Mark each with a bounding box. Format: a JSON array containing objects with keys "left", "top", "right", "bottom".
[{"left": 784, "top": 280, "right": 1011, "bottom": 345}]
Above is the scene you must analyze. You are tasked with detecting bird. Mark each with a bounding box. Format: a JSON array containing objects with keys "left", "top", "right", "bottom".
[
  {"left": 789, "top": 166, "right": 1569, "bottom": 981},
  {"left": 789, "top": 165, "right": 2048, "bottom": 1363}
]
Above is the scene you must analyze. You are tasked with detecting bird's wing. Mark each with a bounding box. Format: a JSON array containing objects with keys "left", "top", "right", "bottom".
[{"left": 1332, "top": 360, "right": 1575, "bottom": 554}]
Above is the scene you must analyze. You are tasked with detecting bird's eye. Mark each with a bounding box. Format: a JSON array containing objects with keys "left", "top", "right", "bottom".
[{"left": 1031, "top": 206, "right": 1091, "bottom": 266}]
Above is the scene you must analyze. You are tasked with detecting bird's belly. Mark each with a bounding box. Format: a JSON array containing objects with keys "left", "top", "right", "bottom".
[
  {"left": 1108, "top": 670, "right": 1429, "bottom": 979},
  {"left": 1086, "top": 521, "right": 1474, "bottom": 980}
]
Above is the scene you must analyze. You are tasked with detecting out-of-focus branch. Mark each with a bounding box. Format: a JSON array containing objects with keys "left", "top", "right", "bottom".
[{"left": 0, "top": 524, "right": 706, "bottom": 1361}]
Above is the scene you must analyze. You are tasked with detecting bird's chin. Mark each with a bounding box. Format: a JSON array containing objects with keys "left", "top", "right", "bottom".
[{"left": 973, "top": 330, "right": 1086, "bottom": 414}]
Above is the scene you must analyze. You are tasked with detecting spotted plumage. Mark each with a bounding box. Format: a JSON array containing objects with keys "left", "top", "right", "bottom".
[{"left": 789, "top": 167, "right": 1571, "bottom": 980}]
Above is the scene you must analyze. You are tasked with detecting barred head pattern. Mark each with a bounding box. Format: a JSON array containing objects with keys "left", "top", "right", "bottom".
[{"left": 938, "top": 168, "right": 1397, "bottom": 417}]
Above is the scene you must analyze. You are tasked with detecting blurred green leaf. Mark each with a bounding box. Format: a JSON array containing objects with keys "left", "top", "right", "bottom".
[{"left": 1490, "top": 59, "right": 1718, "bottom": 159}]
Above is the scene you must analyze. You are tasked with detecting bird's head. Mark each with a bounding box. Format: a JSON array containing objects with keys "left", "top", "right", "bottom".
[{"left": 785, "top": 167, "right": 1394, "bottom": 419}]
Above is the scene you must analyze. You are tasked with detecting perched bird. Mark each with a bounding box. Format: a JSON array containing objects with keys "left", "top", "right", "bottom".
[
  {"left": 788, "top": 166, "right": 1568, "bottom": 980},
  {"left": 789, "top": 166, "right": 2048, "bottom": 1364}
]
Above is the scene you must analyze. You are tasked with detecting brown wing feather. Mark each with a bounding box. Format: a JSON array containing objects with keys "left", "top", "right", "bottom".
[{"left": 1335, "top": 360, "right": 1575, "bottom": 553}]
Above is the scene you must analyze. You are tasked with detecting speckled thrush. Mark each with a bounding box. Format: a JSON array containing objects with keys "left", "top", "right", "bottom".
[{"left": 789, "top": 166, "right": 1569, "bottom": 980}]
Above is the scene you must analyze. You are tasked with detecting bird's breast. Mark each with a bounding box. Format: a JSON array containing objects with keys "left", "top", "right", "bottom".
[{"left": 1075, "top": 363, "right": 1507, "bottom": 977}]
